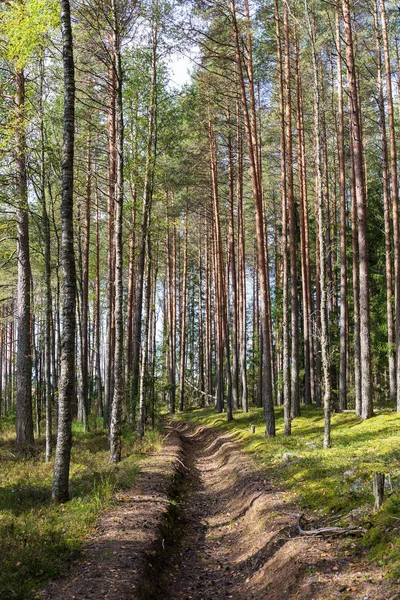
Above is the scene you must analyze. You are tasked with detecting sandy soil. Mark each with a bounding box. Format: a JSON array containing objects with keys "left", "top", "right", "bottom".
[
  {"left": 153, "top": 422, "right": 400, "bottom": 600},
  {"left": 41, "top": 426, "right": 183, "bottom": 600},
  {"left": 42, "top": 422, "right": 400, "bottom": 600}
]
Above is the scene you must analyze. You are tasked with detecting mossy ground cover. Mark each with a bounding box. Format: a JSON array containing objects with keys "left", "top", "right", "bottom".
[
  {"left": 176, "top": 405, "right": 400, "bottom": 578},
  {"left": 0, "top": 416, "right": 162, "bottom": 600}
]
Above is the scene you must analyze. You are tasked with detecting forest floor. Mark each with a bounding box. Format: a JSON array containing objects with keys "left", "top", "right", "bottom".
[
  {"left": 0, "top": 417, "right": 162, "bottom": 600},
  {"left": 40, "top": 413, "right": 400, "bottom": 600}
]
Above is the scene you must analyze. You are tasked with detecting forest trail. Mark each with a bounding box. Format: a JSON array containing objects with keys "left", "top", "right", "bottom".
[
  {"left": 154, "top": 423, "right": 398, "bottom": 600},
  {"left": 43, "top": 422, "right": 399, "bottom": 600}
]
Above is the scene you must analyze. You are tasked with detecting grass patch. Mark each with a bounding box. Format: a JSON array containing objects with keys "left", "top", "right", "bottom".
[
  {"left": 176, "top": 405, "right": 400, "bottom": 578},
  {"left": 0, "top": 417, "right": 162, "bottom": 600}
]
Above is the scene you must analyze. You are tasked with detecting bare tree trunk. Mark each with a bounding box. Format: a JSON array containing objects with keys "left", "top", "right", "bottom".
[
  {"left": 295, "top": 30, "right": 312, "bottom": 407},
  {"left": 94, "top": 174, "right": 103, "bottom": 417},
  {"left": 209, "top": 118, "right": 233, "bottom": 421},
  {"left": 138, "top": 239, "right": 151, "bottom": 441},
  {"left": 343, "top": 0, "right": 372, "bottom": 419},
  {"left": 198, "top": 224, "right": 205, "bottom": 396},
  {"left": 275, "top": 0, "right": 290, "bottom": 434},
  {"left": 374, "top": 2, "right": 396, "bottom": 403},
  {"left": 336, "top": 13, "right": 348, "bottom": 411},
  {"left": 305, "top": 0, "right": 331, "bottom": 446},
  {"left": 40, "top": 61, "right": 53, "bottom": 460},
  {"left": 104, "top": 58, "right": 116, "bottom": 430},
  {"left": 350, "top": 139, "right": 362, "bottom": 417},
  {"left": 227, "top": 117, "right": 239, "bottom": 411},
  {"left": 15, "top": 68, "right": 34, "bottom": 449},
  {"left": 166, "top": 213, "right": 176, "bottom": 414},
  {"left": 109, "top": 1, "right": 124, "bottom": 463},
  {"left": 79, "top": 134, "right": 91, "bottom": 432},
  {"left": 231, "top": 0, "right": 275, "bottom": 436},
  {"left": 379, "top": 0, "right": 400, "bottom": 410},
  {"left": 179, "top": 212, "right": 188, "bottom": 412},
  {"left": 236, "top": 103, "right": 248, "bottom": 412},
  {"left": 283, "top": 4, "right": 299, "bottom": 418},
  {"left": 132, "top": 14, "right": 158, "bottom": 421},
  {"left": 52, "top": 0, "right": 76, "bottom": 502},
  {"left": 205, "top": 222, "right": 213, "bottom": 400},
  {"left": 125, "top": 96, "right": 138, "bottom": 398}
]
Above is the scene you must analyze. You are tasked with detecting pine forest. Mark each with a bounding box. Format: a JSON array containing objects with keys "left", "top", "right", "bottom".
[{"left": 1, "top": 0, "right": 400, "bottom": 598}]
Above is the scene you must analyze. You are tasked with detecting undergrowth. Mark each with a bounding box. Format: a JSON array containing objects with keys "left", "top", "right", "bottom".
[
  {"left": 176, "top": 405, "right": 400, "bottom": 579},
  {"left": 0, "top": 416, "right": 162, "bottom": 600}
]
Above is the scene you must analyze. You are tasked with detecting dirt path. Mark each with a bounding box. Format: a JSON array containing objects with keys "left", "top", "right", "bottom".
[
  {"left": 43, "top": 422, "right": 400, "bottom": 600},
  {"left": 41, "top": 427, "right": 184, "bottom": 600},
  {"left": 153, "top": 422, "right": 399, "bottom": 600}
]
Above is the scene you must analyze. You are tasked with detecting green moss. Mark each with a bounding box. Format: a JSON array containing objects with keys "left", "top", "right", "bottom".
[
  {"left": 176, "top": 406, "right": 400, "bottom": 578},
  {"left": 0, "top": 419, "right": 162, "bottom": 600}
]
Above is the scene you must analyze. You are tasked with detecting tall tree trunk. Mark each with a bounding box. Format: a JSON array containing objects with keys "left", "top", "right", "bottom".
[
  {"left": 236, "top": 103, "right": 248, "bottom": 412},
  {"left": 166, "top": 215, "right": 176, "bottom": 415},
  {"left": 40, "top": 60, "right": 53, "bottom": 460},
  {"left": 104, "top": 58, "right": 116, "bottom": 429},
  {"left": 379, "top": 0, "right": 400, "bottom": 410},
  {"left": 374, "top": 2, "right": 396, "bottom": 403},
  {"left": 125, "top": 95, "right": 138, "bottom": 400},
  {"left": 94, "top": 174, "right": 103, "bottom": 417},
  {"left": 283, "top": 4, "right": 300, "bottom": 418},
  {"left": 15, "top": 68, "right": 34, "bottom": 449},
  {"left": 295, "top": 29, "right": 312, "bottom": 406},
  {"left": 305, "top": 0, "right": 331, "bottom": 446},
  {"left": 79, "top": 134, "right": 91, "bottom": 432},
  {"left": 109, "top": 1, "right": 124, "bottom": 463},
  {"left": 336, "top": 13, "right": 348, "bottom": 411},
  {"left": 132, "top": 14, "right": 158, "bottom": 421},
  {"left": 209, "top": 118, "right": 233, "bottom": 421},
  {"left": 227, "top": 116, "right": 239, "bottom": 411},
  {"left": 179, "top": 212, "right": 188, "bottom": 412},
  {"left": 138, "top": 239, "right": 151, "bottom": 441},
  {"left": 198, "top": 234, "right": 205, "bottom": 396},
  {"left": 350, "top": 138, "right": 362, "bottom": 416},
  {"left": 205, "top": 222, "right": 213, "bottom": 400},
  {"left": 343, "top": 0, "right": 372, "bottom": 419},
  {"left": 52, "top": 0, "right": 76, "bottom": 502},
  {"left": 231, "top": 0, "right": 275, "bottom": 436},
  {"left": 275, "top": 0, "right": 290, "bottom": 434}
]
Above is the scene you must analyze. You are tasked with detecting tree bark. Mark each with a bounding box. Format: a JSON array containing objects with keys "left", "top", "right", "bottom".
[
  {"left": 295, "top": 29, "right": 312, "bottom": 407},
  {"left": 179, "top": 211, "right": 188, "bottom": 412},
  {"left": 275, "top": 0, "right": 290, "bottom": 434},
  {"left": 15, "top": 68, "right": 34, "bottom": 449},
  {"left": 231, "top": 0, "right": 275, "bottom": 436},
  {"left": 305, "top": 0, "right": 331, "bottom": 446},
  {"left": 133, "top": 14, "right": 158, "bottom": 423},
  {"left": 379, "top": 0, "right": 400, "bottom": 410},
  {"left": 227, "top": 116, "right": 239, "bottom": 411},
  {"left": 52, "top": 0, "right": 76, "bottom": 502},
  {"left": 374, "top": 2, "right": 396, "bottom": 403},
  {"left": 109, "top": 0, "right": 124, "bottom": 463},
  {"left": 40, "top": 60, "right": 53, "bottom": 461},
  {"left": 283, "top": 4, "right": 299, "bottom": 418},
  {"left": 343, "top": 0, "right": 372, "bottom": 419},
  {"left": 236, "top": 102, "right": 248, "bottom": 413},
  {"left": 336, "top": 13, "right": 348, "bottom": 411}
]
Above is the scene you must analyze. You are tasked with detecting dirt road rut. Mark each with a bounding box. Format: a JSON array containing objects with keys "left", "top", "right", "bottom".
[
  {"left": 44, "top": 422, "right": 400, "bottom": 600},
  {"left": 153, "top": 422, "right": 399, "bottom": 600}
]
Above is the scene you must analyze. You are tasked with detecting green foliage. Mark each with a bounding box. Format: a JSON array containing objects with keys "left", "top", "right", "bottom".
[{"left": 0, "top": 0, "right": 59, "bottom": 68}]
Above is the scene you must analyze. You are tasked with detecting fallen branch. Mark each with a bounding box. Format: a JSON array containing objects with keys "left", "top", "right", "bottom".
[
  {"left": 296, "top": 515, "right": 366, "bottom": 538},
  {"left": 184, "top": 378, "right": 216, "bottom": 401},
  {"left": 175, "top": 457, "right": 189, "bottom": 471}
]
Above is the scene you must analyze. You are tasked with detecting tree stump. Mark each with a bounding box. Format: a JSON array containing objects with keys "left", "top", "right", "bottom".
[
  {"left": 250, "top": 425, "right": 256, "bottom": 434},
  {"left": 373, "top": 472, "right": 385, "bottom": 511}
]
